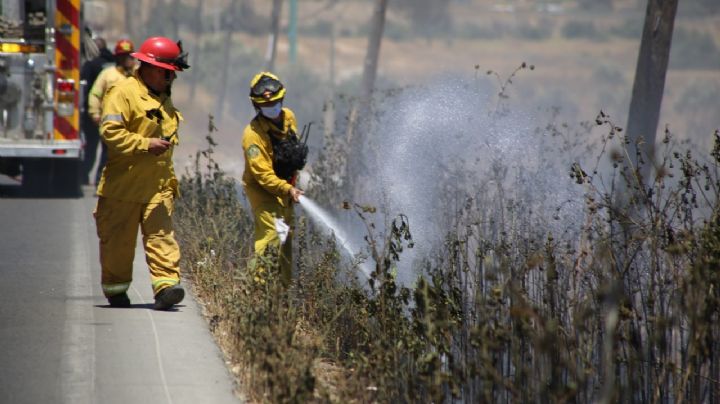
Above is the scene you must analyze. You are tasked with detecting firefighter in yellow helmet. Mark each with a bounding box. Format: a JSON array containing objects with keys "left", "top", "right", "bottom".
[
  {"left": 242, "top": 72, "right": 308, "bottom": 286},
  {"left": 94, "top": 37, "right": 190, "bottom": 310}
]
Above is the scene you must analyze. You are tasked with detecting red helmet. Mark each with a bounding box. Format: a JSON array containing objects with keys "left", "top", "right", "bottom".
[
  {"left": 130, "top": 36, "right": 189, "bottom": 71},
  {"left": 114, "top": 39, "right": 134, "bottom": 55}
]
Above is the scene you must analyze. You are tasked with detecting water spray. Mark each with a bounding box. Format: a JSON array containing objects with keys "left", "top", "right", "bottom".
[{"left": 298, "top": 195, "right": 373, "bottom": 279}]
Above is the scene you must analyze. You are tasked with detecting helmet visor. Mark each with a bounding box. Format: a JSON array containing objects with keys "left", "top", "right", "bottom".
[
  {"left": 154, "top": 53, "right": 190, "bottom": 70},
  {"left": 251, "top": 76, "right": 283, "bottom": 98}
]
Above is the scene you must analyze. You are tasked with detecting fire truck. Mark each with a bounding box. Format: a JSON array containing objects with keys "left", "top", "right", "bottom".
[{"left": 0, "top": 0, "right": 87, "bottom": 196}]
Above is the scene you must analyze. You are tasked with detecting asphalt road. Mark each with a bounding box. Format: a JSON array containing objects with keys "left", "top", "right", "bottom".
[{"left": 0, "top": 184, "right": 240, "bottom": 404}]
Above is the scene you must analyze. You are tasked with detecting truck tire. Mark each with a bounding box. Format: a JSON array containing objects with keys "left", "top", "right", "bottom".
[
  {"left": 51, "top": 159, "right": 82, "bottom": 197},
  {"left": 21, "top": 159, "right": 82, "bottom": 198},
  {"left": 20, "top": 159, "right": 52, "bottom": 197}
]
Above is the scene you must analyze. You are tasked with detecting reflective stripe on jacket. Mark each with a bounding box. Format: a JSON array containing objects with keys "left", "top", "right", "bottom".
[
  {"left": 241, "top": 108, "right": 297, "bottom": 209},
  {"left": 97, "top": 73, "right": 182, "bottom": 203}
]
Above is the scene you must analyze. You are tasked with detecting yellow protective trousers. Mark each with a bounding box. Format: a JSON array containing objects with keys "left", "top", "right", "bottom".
[
  {"left": 253, "top": 200, "right": 293, "bottom": 286},
  {"left": 94, "top": 192, "right": 181, "bottom": 298}
]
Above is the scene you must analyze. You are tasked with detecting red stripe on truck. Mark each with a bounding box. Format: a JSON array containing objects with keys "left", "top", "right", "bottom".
[
  {"left": 55, "top": 34, "right": 78, "bottom": 71},
  {"left": 55, "top": 116, "right": 77, "bottom": 140},
  {"left": 57, "top": 0, "right": 80, "bottom": 28}
]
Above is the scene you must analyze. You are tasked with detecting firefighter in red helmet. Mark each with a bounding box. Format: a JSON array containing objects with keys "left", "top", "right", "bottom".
[{"left": 94, "top": 37, "right": 190, "bottom": 310}]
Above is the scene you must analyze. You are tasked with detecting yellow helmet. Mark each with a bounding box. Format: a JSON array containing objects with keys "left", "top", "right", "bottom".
[{"left": 249, "top": 71, "right": 286, "bottom": 104}]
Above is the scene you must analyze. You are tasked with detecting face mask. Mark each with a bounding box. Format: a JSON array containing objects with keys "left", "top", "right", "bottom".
[{"left": 260, "top": 103, "right": 282, "bottom": 119}]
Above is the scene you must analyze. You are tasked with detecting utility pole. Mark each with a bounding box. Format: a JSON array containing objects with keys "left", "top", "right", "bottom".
[
  {"left": 266, "top": 0, "right": 283, "bottom": 71},
  {"left": 171, "top": 0, "right": 181, "bottom": 40},
  {"left": 625, "top": 0, "right": 679, "bottom": 183},
  {"left": 189, "top": 0, "right": 204, "bottom": 101},
  {"left": 346, "top": 0, "right": 388, "bottom": 145},
  {"left": 607, "top": 6, "right": 678, "bottom": 396},
  {"left": 215, "top": 0, "right": 239, "bottom": 124},
  {"left": 323, "top": 22, "right": 336, "bottom": 143},
  {"left": 329, "top": 22, "right": 336, "bottom": 89},
  {"left": 344, "top": 0, "right": 388, "bottom": 201},
  {"left": 288, "top": 0, "right": 297, "bottom": 64},
  {"left": 124, "top": 0, "right": 140, "bottom": 38},
  {"left": 360, "top": 0, "right": 388, "bottom": 105}
]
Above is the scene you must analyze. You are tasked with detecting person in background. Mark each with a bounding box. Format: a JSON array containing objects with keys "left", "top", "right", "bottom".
[
  {"left": 88, "top": 39, "right": 137, "bottom": 185},
  {"left": 80, "top": 37, "right": 113, "bottom": 185}
]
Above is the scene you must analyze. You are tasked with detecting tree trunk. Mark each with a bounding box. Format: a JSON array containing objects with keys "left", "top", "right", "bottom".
[
  {"left": 171, "top": 0, "right": 181, "bottom": 40},
  {"left": 189, "top": 0, "right": 204, "bottom": 101},
  {"left": 266, "top": 0, "right": 283, "bottom": 71},
  {"left": 329, "top": 22, "right": 336, "bottom": 89},
  {"left": 626, "top": 0, "right": 678, "bottom": 182},
  {"left": 288, "top": 0, "right": 298, "bottom": 64},
  {"left": 346, "top": 0, "right": 388, "bottom": 145},
  {"left": 611, "top": 3, "right": 678, "bottom": 384},
  {"left": 215, "top": 0, "right": 239, "bottom": 124},
  {"left": 124, "top": 0, "right": 140, "bottom": 38},
  {"left": 344, "top": 0, "right": 388, "bottom": 201},
  {"left": 360, "top": 0, "right": 388, "bottom": 106},
  {"left": 324, "top": 23, "right": 336, "bottom": 142}
]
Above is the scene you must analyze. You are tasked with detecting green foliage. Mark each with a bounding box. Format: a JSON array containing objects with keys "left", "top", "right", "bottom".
[
  {"left": 608, "top": 17, "right": 643, "bottom": 39},
  {"left": 393, "top": 0, "right": 453, "bottom": 39},
  {"left": 383, "top": 20, "right": 413, "bottom": 42},
  {"left": 577, "top": 0, "right": 613, "bottom": 11},
  {"left": 297, "top": 20, "right": 333, "bottom": 37},
  {"left": 516, "top": 19, "right": 554, "bottom": 41},
  {"left": 455, "top": 21, "right": 506, "bottom": 40},
  {"left": 561, "top": 20, "right": 606, "bottom": 40}
]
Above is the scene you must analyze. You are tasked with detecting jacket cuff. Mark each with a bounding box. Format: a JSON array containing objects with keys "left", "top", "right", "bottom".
[{"left": 137, "top": 137, "right": 150, "bottom": 152}]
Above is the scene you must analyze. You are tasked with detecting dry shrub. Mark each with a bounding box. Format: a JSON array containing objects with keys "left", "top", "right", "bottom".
[{"left": 176, "top": 76, "right": 720, "bottom": 402}]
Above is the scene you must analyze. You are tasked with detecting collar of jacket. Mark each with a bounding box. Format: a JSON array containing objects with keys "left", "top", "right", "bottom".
[
  {"left": 133, "top": 71, "right": 168, "bottom": 103},
  {"left": 116, "top": 65, "right": 134, "bottom": 78},
  {"left": 256, "top": 110, "right": 291, "bottom": 137}
]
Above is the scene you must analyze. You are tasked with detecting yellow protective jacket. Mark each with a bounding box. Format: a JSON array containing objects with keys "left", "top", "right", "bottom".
[
  {"left": 242, "top": 108, "right": 297, "bottom": 209},
  {"left": 88, "top": 65, "right": 134, "bottom": 121},
  {"left": 97, "top": 73, "right": 182, "bottom": 203}
]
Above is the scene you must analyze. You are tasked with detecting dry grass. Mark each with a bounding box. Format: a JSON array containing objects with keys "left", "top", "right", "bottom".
[{"left": 175, "top": 104, "right": 720, "bottom": 402}]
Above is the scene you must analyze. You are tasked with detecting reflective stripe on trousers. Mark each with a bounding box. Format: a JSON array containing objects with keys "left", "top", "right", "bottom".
[
  {"left": 152, "top": 277, "right": 179, "bottom": 290},
  {"left": 101, "top": 282, "right": 131, "bottom": 297}
]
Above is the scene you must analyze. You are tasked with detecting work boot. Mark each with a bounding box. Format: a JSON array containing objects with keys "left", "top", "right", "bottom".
[
  {"left": 154, "top": 284, "right": 185, "bottom": 311},
  {"left": 107, "top": 292, "right": 131, "bottom": 308}
]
